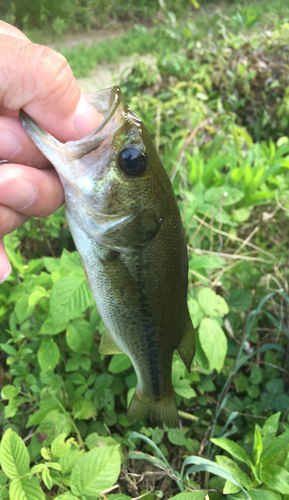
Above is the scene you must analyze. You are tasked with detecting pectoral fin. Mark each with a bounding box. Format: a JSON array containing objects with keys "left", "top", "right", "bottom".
[
  {"left": 177, "top": 310, "right": 196, "bottom": 373},
  {"left": 99, "top": 326, "right": 124, "bottom": 354}
]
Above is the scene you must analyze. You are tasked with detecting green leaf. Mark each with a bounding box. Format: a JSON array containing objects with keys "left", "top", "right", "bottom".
[
  {"left": 198, "top": 318, "right": 227, "bottom": 372},
  {"left": 71, "top": 445, "right": 121, "bottom": 497},
  {"left": 109, "top": 354, "right": 132, "bottom": 374},
  {"left": 261, "top": 429, "right": 289, "bottom": 465},
  {"left": 228, "top": 289, "right": 252, "bottom": 312},
  {"left": 260, "top": 413, "right": 280, "bottom": 450},
  {"left": 173, "top": 379, "right": 196, "bottom": 399},
  {"left": 261, "top": 465, "right": 289, "bottom": 494},
  {"left": 37, "top": 338, "right": 60, "bottom": 372},
  {"left": 1, "top": 385, "right": 19, "bottom": 400},
  {"left": 215, "top": 456, "right": 253, "bottom": 490},
  {"left": 204, "top": 186, "right": 244, "bottom": 206},
  {"left": 126, "top": 451, "right": 168, "bottom": 471},
  {"left": 211, "top": 438, "right": 253, "bottom": 469},
  {"left": 265, "top": 378, "right": 284, "bottom": 396},
  {"left": 39, "top": 315, "right": 68, "bottom": 335},
  {"left": 54, "top": 493, "right": 78, "bottom": 500},
  {"left": 9, "top": 477, "right": 45, "bottom": 500},
  {"left": 66, "top": 358, "right": 80, "bottom": 372},
  {"left": 50, "top": 277, "right": 92, "bottom": 323},
  {"left": 170, "top": 493, "right": 205, "bottom": 499},
  {"left": 85, "top": 433, "right": 118, "bottom": 449},
  {"left": 51, "top": 434, "right": 71, "bottom": 457},
  {"left": 198, "top": 288, "right": 229, "bottom": 317},
  {"left": 0, "top": 429, "right": 30, "bottom": 479},
  {"left": 253, "top": 427, "right": 263, "bottom": 465},
  {"left": 248, "top": 490, "right": 280, "bottom": 500},
  {"left": 58, "top": 450, "right": 84, "bottom": 475},
  {"left": 168, "top": 429, "right": 187, "bottom": 446},
  {"left": 188, "top": 298, "right": 203, "bottom": 328},
  {"left": 26, "top": 396, "right": 59, "bottom": 427},
  {"left": 42, "top": 468, "right": 53, "bottom": 490},
  {"left": 15, "top": 294, "right": 34, "bottom": 324},
  {"left": 66, "top": 318, "right": 93, "bottom": 355},
  {"left": 73, "top": 399, "right": 97, "bottom": 420}
]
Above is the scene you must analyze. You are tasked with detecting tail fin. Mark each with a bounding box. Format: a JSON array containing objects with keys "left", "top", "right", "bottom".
[{"left": 127, "top": 388, "right": 179, "bottom": 427}]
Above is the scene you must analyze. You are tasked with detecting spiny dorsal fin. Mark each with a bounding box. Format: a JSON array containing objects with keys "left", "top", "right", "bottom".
[
  {"left": 99, "top": 326, "right": 124, "bottom": 354},
  {"left": 177, "top": 310, "right": 196, "bottom": 373}
]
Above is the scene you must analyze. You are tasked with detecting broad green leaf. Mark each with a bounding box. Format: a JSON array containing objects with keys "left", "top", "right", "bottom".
[
  {"left": 66, "top": 318, "right": 93, "bottom": 355},
  {"left": 168, "top": 429, "right": 187, "bottom": 446},
  {"left": 4, "top": 398, "right": 22, "bottom": 419},
  {"left": 228, "top": 289, "right": 252, "bottom": 312},
  {"left": 216, "top": 456, "right": 253, "bottom": 490},
  {"left": 265, "top": 378, "right": 284, "bottom": 396},
  {"left": 1, "top": 385, "right": 19, "bottom": 400},
  {"left": 173, "top": 379, "right": 196, "bottom": 399},
  {"left": 37, "top": 338, "right": 60, "bottom": 372},
  {"left": 9, "top": 477, "right": 45, "bottom": 500},
  {"left": 261, "top": 428, "right": 289, "bottom": 465},
  {"left": 211, "top": 438, "right": 253, "bottom": 469},
  {"left": 0, "top": 472, "right": 7, "bottom": 487},
  {"left": 170, "top": 493, "right": 205, "bottom": 499},
  {"left": 50, "top": 276, "right": 92, "bottom": 323},
  {"left": 39, "top": 315, "right": 68, "bottom": 335},
  {"left": 253, "top": 427, "right": 263, "bottom": 465},
  {"left": 26, "top": 396, "right": 59, "bottom": 427},
  {"left": 58, "top": 450, "right": 84, "bottom": 475},
  {"left": 274, "top": 393, "right": 289, "bottom": 412},
  {"left": 38, "top": 410, "right": 72, "bottom": 439},
  {"left": 189, "top": 254, "right": 225, "bottom": 270},
  {"left": 198, "top": 318, "right": 227, "bottom": 372},
  {"left": 51, "top": 434, "right": 71, "bottom": 457},
  {"left": 198, "top": 288, "right": 229, "bottom": 317},
  {"left": 188, "top": 297, "right": 203, "bottom": 328},
  {"left": 66, "top": 358, "right": 80, "bottom": 372},
  {"left": 204, "top": 186, "right": 244, "bottom": 206},
  {"left": 261, "top": 465, "right": 289, "bottom": 494},
  {"left": 0, "top": 429, "right": 30, "bottom": 479},
  {"left": 109, "top": 354, "right": 132, "bottom": 374},
  {"left": 73, "top": 399, "right": 97, "bottom": 420},
  {"left": 85, "top": 433, "right": 118, "bottom": 450},
  {"left": 248, "top": 490, "right": 280, "bottom": 500},
  {"left": 71, "top": 445, "right": 121, "bottom": 497},
  {"left": 28, "top": 288, "right": 47, "bottom": 308},
  {"left": 15, "top": 294, "right": 34, "bottom": 324},
  {"left": 54, "top": 493, "right": 78, "bottom": 500}
]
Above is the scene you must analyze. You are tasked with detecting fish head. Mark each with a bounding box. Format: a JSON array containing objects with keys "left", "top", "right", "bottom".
[{"left": 20, "top": 86, "right": 169, "bottom": 253}]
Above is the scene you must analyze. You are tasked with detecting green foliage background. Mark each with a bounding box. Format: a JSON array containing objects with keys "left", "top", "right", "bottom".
[{"left": 1, "top": 1, "right": 289, "bottom": 499}]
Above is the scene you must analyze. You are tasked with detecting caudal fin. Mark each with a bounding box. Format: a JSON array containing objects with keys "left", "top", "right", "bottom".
[{"left": 127, "top": 388, "right": 179, "bottom": 427}]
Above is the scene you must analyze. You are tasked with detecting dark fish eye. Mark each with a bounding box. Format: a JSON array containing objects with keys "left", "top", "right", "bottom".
[{"left": 118, "top": 145, "right": 148, "bottom": 177}]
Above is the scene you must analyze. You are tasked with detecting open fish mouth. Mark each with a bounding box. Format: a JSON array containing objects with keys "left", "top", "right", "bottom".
[{"left": 20, "top": 86, "right": 126, "bottom": 162}]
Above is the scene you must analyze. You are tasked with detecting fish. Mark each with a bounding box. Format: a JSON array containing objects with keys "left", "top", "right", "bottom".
[{"left": 20, "top": 86, "right": 195, "bottom": 427}]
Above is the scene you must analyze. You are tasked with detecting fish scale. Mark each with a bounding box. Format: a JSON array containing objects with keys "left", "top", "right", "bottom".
[{"left": 20, "top": 86, "right": 195, "bottom": 427}]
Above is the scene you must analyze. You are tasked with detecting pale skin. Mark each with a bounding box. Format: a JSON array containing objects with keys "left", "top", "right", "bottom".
[{"left": 0, "top": 21, "right": 103, "bottom": 282}]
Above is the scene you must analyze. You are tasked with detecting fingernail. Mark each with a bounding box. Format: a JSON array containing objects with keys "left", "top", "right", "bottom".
[
  {"left": 0, "top": 262, "right": 12, "bottom": 284},
  {"left": 0, "top": 177, "right": 38, "bottom": 209},
  {"left": 0, "top": 128, "right": 22, "bottom": 159},
  {"left": 73, "top": 95, "right": 103, "bottom": 136}
]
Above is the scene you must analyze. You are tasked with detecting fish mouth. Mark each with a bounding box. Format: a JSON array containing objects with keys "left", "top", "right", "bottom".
[{"left": 20, "top": 86, "right": 125, "bottom": 162}]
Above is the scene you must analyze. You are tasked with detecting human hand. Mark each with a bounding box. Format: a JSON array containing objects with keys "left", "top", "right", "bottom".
[{"left": 0, "top": 21, "right": 103, "bottom": 282}]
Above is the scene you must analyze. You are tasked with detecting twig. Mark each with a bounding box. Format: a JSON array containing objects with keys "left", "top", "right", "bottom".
[
  {"left": 178, "top": 410, "right": 210, "bottom": 426},
  {"left": 190, "top": 248, "right": 269, "bottom": 263},
  {"left": 234, "top": 226, "right": 259, "bottom": 255}
]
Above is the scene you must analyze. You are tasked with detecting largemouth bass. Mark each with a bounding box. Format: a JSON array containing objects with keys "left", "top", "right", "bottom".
[{"left": 20, "top": 87, "right": 195, "bottom": 427}]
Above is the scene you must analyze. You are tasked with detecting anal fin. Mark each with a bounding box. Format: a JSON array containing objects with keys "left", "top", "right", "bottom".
[
  {"left": 99, "top": 326, "right": 124, "bottom": 354},
  {"left": 177, "top": 310, "right": 196, "bottom": 373}
]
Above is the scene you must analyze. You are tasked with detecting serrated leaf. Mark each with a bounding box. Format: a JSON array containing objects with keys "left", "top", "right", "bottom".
[
  {"left": 15, "top": 294, "right": 34, "bottom": 324},
  {"left": 173, "top": 379, "right": 196, "bottom": 399},
  {"left": 50, "top": 277, "right": 92, "bottom": 323},
  {"left": 188, "top": 297, "right": 203, "bottom": 328},
  {"left": 66, "top": 318, "right": 93, "bottom": 355},
  {"left": 54, "top": 494, "right": 78, "bottom": 500},
  {"left": 73, "top": 399, "right": 97, "bottom": 420},
  {"left": 0, "top": 429, "right": 30, "bottom": 479},
  {"left": 211, "top": 438, "right": 253, "bottom": 469},
  {"left": 37, "top": 338, "right": 60, "bottom": 372},
  {"left": 198, "top": 318, "right": 227, "bottom": 372},
  {"left": 51, "top": 434, "right": 71, "bottom": 458},
  {"left": 58, "top": 450, "right": 84, "bottom": 475},
  {"left": 248, "top": 490, "right": 280, "bottom": 500},
  {"left": 1, "top": 385, "right": 19, "bottom": 400},
  {"left": 168, "top": 429, "right": 187, "bottom": 446},
  {"left": 9, "top": 477, "right": 45, "bottom": 500},
  {"left": 261, "top": 464, "right": 289, "bottom": 494},
  {"left": 109, "top": 354, "right": 132, "bottom": 374},
  {"left": 198, "top": 287, "right": 229, "bottom": 317},
  {"left": 71, "top": 445, "right": 121, "bottom": 497},
  {"left": 39, "top": 315, "right": 68, "bottom": 336}
]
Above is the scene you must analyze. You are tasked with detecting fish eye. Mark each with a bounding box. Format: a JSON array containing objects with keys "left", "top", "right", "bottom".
[{"left": 118, "top": 145, "right": 148, "bottom": 177}]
